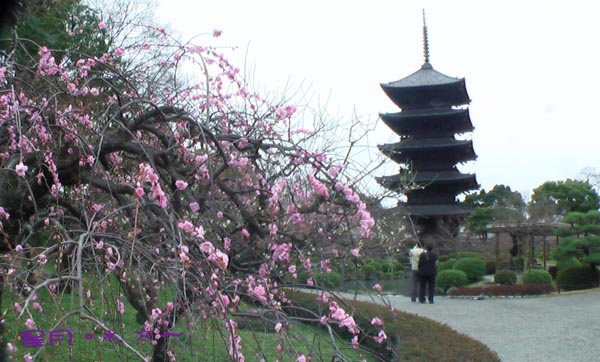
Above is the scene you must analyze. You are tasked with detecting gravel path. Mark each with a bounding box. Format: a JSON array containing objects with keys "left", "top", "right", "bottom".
[{"left": 348, "top": 290, "right": 600, "bottom": 362}]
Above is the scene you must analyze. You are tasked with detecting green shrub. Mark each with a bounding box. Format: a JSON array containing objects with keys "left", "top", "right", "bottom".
[
  {"left": 485, "top": 260, "right": 497, "bottom": 275},
  {"left": 296, "top": 269, "right": 308, "bottom": 283},
  {"left": 379, "top": 261, "right": 395, "bottom": 273},
  {"left": 326, "top": 271, "right": 341, "bottom": 287},
  {"left": 445, "top": 251, "right": 487, "bottom": 260},
  {"left": 557, "top": 256, "right": 582, "bottom": 270},
  {"left": 314, "top": 270, "right": 341, "bottom": 288},
  {"left": 494, "top": 270, "right": 517, "bottom": 285},
  {"left": 436, "top": 270, "right": 468, "bottom": 293},
  {"left": 452, "top": 257, "right": 487, "bottom": 281},
  {"left": 522, "top": 269, "right": 553, "bottom": 285},
  {"left": 439, "top": 258, "right": 457, "bottom": 271},
  {"left": 556, "top": 265, "right": 598, "bottom": 291},
  {"left": 362, "top": 263, "right": 377, "bottom": 280}
]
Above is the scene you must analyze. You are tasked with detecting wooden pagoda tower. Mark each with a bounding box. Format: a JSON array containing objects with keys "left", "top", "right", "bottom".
[{"left": 376, "top": 14, "right": 479, "bottom": 238}]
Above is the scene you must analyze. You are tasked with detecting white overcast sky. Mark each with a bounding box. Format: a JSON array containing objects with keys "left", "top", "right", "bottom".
[{"left": 156, "top": 0, "right": 600, "bottom": 200}]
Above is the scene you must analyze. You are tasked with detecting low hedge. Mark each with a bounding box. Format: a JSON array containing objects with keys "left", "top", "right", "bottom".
[
  {"left": 448, "top": 284, "right": 555, "bottom": 297},
  {"left": 522, "top": 269, "right": 553, "bottom": 285},
  {"left": 285, "top": 290, "right": 500, "bottom": 361},
  {"left": 438, "top": 258, "right": 457, "bottom": 271},
  {"left": 494, "top": 270, "right": 517, "bottom": 285},
  {"left": 556, "top": 265, "right": 598, "bottom": 291},
  {"left": 444, "top": 251, "right": 488, "bottom": 261},
  {"left": 436, "top": 269, "right": 468, "bottom": 293},
  {"left": 453, "top": 257, "right": 487, "bottom": 281}
]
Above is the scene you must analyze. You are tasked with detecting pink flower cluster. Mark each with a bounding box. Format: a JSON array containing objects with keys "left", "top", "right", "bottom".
[
  {"left": 199, "top": 241, "right": 229, "bottom": 270},
  {"left": 334, "top": 182, "right": 375, "bottom": 238},
  {"left": 328, "top": 302, "right": 359, "bottom": 335},
  {"left": 275, "top": 104, "right": 296, "bottom": 120},
  {"left": 138, "top": 163, "right": 169, "bottom": 208},
  {"left": 308, "top": 174, "right": 329, "bottom": 199},
  {"left": 37, "top": 46, "right": 59, "bottom": 76}
]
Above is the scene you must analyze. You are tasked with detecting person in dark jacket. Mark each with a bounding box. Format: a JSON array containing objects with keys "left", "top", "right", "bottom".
[{"left": 418, "top": 244, "right": 438, "bottom": 304}]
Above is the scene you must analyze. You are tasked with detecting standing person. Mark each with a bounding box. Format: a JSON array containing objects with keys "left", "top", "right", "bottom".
[
  {"left": 409, "top": 243, "right": 425, "bottom": 302},
  {"left": 418, "top": 244, "right": 438, "bottom": 304}
]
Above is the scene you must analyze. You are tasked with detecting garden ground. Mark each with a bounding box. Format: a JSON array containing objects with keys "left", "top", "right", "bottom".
[{"left": 343, "top": 288, "right": 600, "bottom": 362}]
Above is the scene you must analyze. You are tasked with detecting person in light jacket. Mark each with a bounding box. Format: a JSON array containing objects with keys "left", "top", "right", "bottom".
[
  {"left": 418, "top": 244, "right": 438, "bottom": 304},
  {"left": 409, "top": 244, "right": 425, "bottom": 302}
]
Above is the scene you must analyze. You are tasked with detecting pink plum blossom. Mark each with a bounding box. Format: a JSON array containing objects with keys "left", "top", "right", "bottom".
[
  {"left": 175, "top": 180, "right": 188, "bottom": 190},
  {"left": 371, "top": 317, "right": 383, "bottom": 326},
  {"left": 114, "top": 47, "right": 125, "bottom": 57},
  {"left": 275, "top": 104, "right": 296, "bottom": 119},
  {"left": 241, "top": 228, "right": 250, "bottom": 239},
  {"left": 372, "top": 283, "right": 382, "bottom": 292},
  {"left": 374, "top": 330, "right": 387, "bottom": 344},
  {"left": 135, "top": 187, "right": 145, "bottom": 198},
  {"left": 25, "top": 319, "right": 35, "bottom": 329},
  {"left": 15, "top": 162, "right": 27, "bottom": 177},
  {"left": 351, "top": 335, "right": 359, "bottom": 349},
  {"left": 248, "top": 285, "right": 267, "bottom": 303},
  {"left": 189, "top": 202, "right": 200, "bottom": 212}
]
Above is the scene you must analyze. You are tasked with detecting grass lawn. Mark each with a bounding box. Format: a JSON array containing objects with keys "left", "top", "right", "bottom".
[{"left": 3, "top": 276, "right": 376, "bottom": 361}]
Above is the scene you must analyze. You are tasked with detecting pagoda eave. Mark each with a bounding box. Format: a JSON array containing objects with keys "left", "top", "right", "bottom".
[
  {"left": 380, "top": 108, "right": 473, "bottom": 135},
  {"left": 378, "top": 171, "right": 478, "bottom": 185},
  {"left": 381, "top": 81, "right": 470, "bottom": 109},
  {"left": 399, "top": 203, "right": 473, "bottom": 217},
  {"left": 379, "top": 138, "right": 473, "bottom": 151}
]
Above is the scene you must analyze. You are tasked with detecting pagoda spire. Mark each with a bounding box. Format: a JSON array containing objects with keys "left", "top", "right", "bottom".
[{"left": 422, "top": 9, "right": 431, "bottom": 67}]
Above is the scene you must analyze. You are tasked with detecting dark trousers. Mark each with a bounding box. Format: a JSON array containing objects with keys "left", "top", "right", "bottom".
[
  {"left": 419, "top": 275, "right": 436, "bottom": 303},
  {"left": 410, "top": 270, "right": 420, "bottom": 301}
]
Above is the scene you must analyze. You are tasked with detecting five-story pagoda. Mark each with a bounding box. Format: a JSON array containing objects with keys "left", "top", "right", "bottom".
[{"left": 377, "top": 14, "right": 479, "bottom": 237}]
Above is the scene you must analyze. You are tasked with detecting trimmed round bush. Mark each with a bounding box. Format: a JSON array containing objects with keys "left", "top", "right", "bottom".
[
  {"left": 494, "top": 269, "right": 517, "bottom": 285},
  {"left": 436, "top": 269, "right": 468, "bottom": 293},
  {"left": 522, "top": 269, "right": 553, "bottom": 285},
  {"left": 453, "top": 257, "right": 487, "bottom": 281},
  {"left": 439, "top": 258, "right": 457, "bottom": 271},
  {"left": 556, "top": 265, "right": 598, "bottom": 291}
]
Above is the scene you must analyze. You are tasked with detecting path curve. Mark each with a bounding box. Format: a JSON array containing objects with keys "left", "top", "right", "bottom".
[{"left": 346, "top": 290, "right": 600, "bottom": 362}]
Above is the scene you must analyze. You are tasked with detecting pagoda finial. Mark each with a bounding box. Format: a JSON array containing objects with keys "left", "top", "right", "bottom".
[{"left": 422, "top": 9, "right": 431, "bottom": 66}]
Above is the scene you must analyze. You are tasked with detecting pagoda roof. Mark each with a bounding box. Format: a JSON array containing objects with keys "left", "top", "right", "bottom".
[
  {"left": 379, "top": 138, "right": 476, "bottom": 164},
  {"left": 381, "top": 64, "right": 470, "bottom": 109},
  {"left": 378, "top": 138, "right": 473, "bottom": 152},
  {"left": 377, "top": 171, "right": 479, "bottom": 196},
  {"left": 377, "top": 170, "right": 477, "bottom": 186},
  {"left": 386, "top": 63, "right": 461, "bottom": 87},
  {"left": 398, "top": 203, "right": 473, "bottom": 217},
  {"left": 380, "top": 107, "right": 473, "bottom": 136}
]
